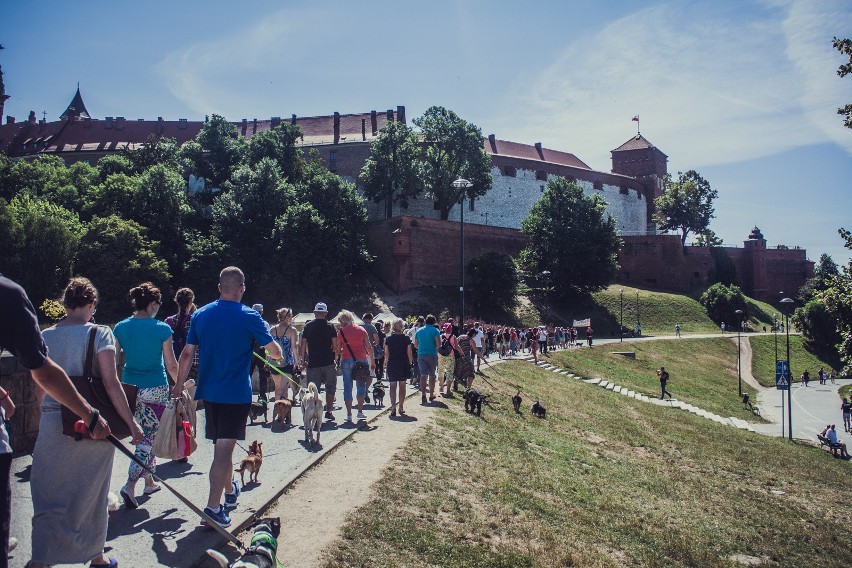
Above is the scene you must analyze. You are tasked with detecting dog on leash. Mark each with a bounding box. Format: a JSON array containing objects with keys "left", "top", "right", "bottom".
[
  {"left": 301, "top": 383, "right": 323, "bottom": 447},
  {"left": 206, "top": 517, "right": 281, "bottom": 568},
  {"left": 512, "top": 390, "right": 522, "bottom": 413},
  {"left": 272, "top": 399, "right": 292, "bottom": 426},
  {"left": 235, "top": 441, "right": 263, "bottom": 485},
  {"left": 531, "top": 401, "right": 547, "bottom": 418},
  {"left": 372, "top": 381, "right": 386, "bottom": 407},
  {"left": 249, "top": 397, "right": 268, "bottom": 423},
  {"left": 464, "top": 388, "right": 488, "bottom": 416}
]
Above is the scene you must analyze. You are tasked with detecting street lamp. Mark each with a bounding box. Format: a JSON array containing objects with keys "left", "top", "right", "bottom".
[
  {"left": 541, "top": 270, "right": 551, "bottom": 326},
  {"left": 452, "top": 178, "right": 472, "bottom": 324},
  {"left": 636, "top": 291, "right": 641, "bottom": 335},
  {"left": 619, "top": 288, "right": 624, "bottom": 342},
  {"left": 773, "top": 311, "right": 782, "bottom": 437},
  {"left": 780, "top": 297, "right": 795, "bottom": 441},
  {"left": 735, "top": 309, "right": 743, "bottom": 397}
]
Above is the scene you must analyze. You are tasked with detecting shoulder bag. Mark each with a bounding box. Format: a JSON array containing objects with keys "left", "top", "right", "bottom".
[
  {"left": 61, "top": 326, "right": 139, "bottom": 440},
  {"left": 340, "top": 328, "right": 372, "bottom": 385}
]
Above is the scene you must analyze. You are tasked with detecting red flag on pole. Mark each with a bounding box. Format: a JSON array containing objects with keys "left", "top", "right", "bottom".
[{"left": 631, "top": 115, "right": 639, "bottom": 122}]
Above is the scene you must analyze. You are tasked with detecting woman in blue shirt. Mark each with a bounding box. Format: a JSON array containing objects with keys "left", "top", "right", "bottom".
[{"left": 113, "top": 282, "right": 178, "bottom": 509}]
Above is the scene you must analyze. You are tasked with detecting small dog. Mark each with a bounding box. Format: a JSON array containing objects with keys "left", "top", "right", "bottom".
[
  {"left": 206, "top": 516, "right": 281, "bottom": 568},
  {"left": 272, "top": 399, "right": 292, "bottom": 425},
  {"left": 532, "top": 401, "right": 547, "bottom": 418},
  {"left": 249, "top": 397, "right": 268, "bottom": 423},
  {"left": 372, "top": 381, "right": 386, "bottom": 407},
  {"left": 235, "top": 441, "right": 263, "bottom": 485},
  {"left": 464, "top": 388, "right": 488, "bottom": 416},
  {"left": 512, "top": 390, "right": 522, "bottom": 413},
  {"left": 301, "top": 383, "right": 323, "bottom": 447}
]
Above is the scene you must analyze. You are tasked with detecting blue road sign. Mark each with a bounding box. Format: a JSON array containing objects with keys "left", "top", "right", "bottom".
[{"left": 776, "top": 360, "right": 790, "bottom": 390}]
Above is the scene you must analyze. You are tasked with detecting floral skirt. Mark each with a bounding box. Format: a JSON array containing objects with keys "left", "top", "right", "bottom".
[{"left": 128, "top": 385, "right": 170, "bottom": 482}]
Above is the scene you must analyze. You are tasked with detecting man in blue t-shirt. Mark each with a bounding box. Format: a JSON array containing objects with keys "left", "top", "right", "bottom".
[
  {"left": 173, "top": 267, "right": 282, "bottom": 528},
  {"left": 414, "top": 314, "right": 441, "bottom": 404}
]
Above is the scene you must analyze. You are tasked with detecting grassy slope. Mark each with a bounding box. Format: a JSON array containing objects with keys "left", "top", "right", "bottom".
[
  {"left": 750, "top": 335, "right": 844, "bottom": 388},
  {"left": 548, "top": 338, "right": 761, "bottom": 421},
  {"left": 324, "top": 361, "right": 852, "bottom": 568}
]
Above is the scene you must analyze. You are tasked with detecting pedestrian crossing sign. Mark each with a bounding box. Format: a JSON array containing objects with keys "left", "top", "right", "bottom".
[{"left": 776, "top": 360, "right": 790, "bottom": 390}]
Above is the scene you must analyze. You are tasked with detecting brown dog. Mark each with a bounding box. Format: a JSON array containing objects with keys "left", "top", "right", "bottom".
[
  {"left": 235, "top": 441, "right": 263, "bottom": 485},
  {"left": 272, "top": 399, "right": 292, "bottom": 425}
]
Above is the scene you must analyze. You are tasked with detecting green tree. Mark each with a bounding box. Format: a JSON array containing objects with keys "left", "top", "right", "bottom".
[
  {"left": 182, "top": 232, "right": 233, "bottom": 301},
  {"left": 693, "top": 229, "right": 723, "bottom": 247},
  {"left": 699, "top": 283, "right": 748, "bottom": 327},
  {"left": 467, "top": 252, "right": 519, "bottom": 317},
  {"left": 76, "top": 215, "right": 171, "bottom": 319},
  {"left": 819, "top": 228, "right": 852, "bottom": 374},
  {"left": 82, "top": 173, "right": 139, "bottom": 220},
  {"left": 791, "top": 299, "right": 841, "bottom": 351},
  {"left": 413, "top": 106, "right": 492, "bottom": 220},
  {"left": 135, "top": 163, "right": 191, "bottom": 272},
  {"left": 179, "top": 114, "right": 244, "bottom": 188},
  {"left": 97, "top": 155, "right": 135, "bottom": 181},
  {"left": 833, "top": 37, "right": 852, "bottom": 128},
  {"left": 519, "top": 178, "right": 621, "bottom": 300},
  {"left": 6, "top": 155, "right": 83, "bottom": 213},
  {"left": 654, "top": 170, "right": 718, "bottom": 247},
  {"left": 359, "top": 121, "right": 423, "bottom": 218},
  {"left": 244, "top": 123, "right": 304, "bottom": 182},
  {"left": 122, "top": 135, "right": 181, "bottom": 174},
  {"left": 0, "top": 195, "right": 84, "bottom": 306},
  {"left": 797, "top": 253, "right": 839, "bottom": 303}
]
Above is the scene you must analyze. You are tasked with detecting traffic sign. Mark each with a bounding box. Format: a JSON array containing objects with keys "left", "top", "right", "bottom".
[
  {"left": 776, "top": 360, "right": 789, "bottom": 376},
  {"left": 776, "top": 360, "right": 790, "bottom": 390}
]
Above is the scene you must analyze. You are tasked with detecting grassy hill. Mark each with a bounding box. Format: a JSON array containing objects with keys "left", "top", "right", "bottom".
[
  {"left": 750, "top": 334, "right": 845, "bottom": 388},
  {"left": 326, "top": 360, "right": 852, "bottom": 567}
]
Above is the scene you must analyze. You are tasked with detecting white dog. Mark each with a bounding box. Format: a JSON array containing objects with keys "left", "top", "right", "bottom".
[{"left": 301, "top": 383, "right": 323, "bottom": 447}]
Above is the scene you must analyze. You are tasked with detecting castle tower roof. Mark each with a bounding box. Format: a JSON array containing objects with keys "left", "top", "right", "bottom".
[
  {"left": 611, "top": 133, "right": 665, "bottom": 155},
  {"left": 748, "top": 226, "right": 765, "bottom": 240},
  {"left": 59, "top": 85, "right": 90, "bottom": 120}
]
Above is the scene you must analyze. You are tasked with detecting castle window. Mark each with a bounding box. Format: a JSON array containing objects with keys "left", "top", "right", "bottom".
[
  {"left": 329, "top": 151, "right": 337, "bottom": 171},
  {"left": 469, "top": 199, "right": 475, "bottom": 212},
  {"left": 540, "top": 185, "right": 545, "bottom": 192},
  {"left": 503, "top": 165, "right": 516, "bottom": 177},
  {"left": 536, "top": 170, "right": 547, "bottom": 181},
  {"left": 593, "top": 180, "right": 603, "bottom": 190}
]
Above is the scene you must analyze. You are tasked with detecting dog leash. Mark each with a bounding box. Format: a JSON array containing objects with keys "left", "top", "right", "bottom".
[
  {"left": 254, "top": 352, "right": 303, "bottom": 389},
  {"left": 72, "top": 421, "right": 246, "bottom": 550}
]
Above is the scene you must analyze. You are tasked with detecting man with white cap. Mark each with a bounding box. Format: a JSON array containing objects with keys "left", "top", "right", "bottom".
[{"left": 300, "top": 302, "right": 340, "bottom": 420}]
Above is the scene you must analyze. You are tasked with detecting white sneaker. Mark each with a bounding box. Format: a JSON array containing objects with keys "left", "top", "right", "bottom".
[
  {"left": 356, "top": 412, "right": 367, "bottom": 420},
  {"left": 344, "top": 415, "right": 353, "bottom": 423},
  {"left": 8, "top": 537, "right": 17, "bottom": 553}
]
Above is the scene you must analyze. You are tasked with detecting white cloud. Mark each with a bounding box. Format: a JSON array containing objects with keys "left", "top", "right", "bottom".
[{"left": 494, "top": 1, "right": 852, "bottom": 171}]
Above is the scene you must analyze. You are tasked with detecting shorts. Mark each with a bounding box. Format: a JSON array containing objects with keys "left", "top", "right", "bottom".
[
  {"left": 204, "top": 401, "right": 251, "bottom": 441},
  {"left": 306, "top": 364, "right": 337, "bottom": 394},
  {"left": 341, "top": 358, "right": 369, "bottom": 402},
  {"left": 417, "top": 354, "right": 438, "bottom": 375}
]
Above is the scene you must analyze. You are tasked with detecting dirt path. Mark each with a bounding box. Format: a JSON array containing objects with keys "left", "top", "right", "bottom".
[
  {"left": 731, "top": 336, "right": 764, "bottom": 391},
  {"left": 262, "top": 401, "right": 438, "bottom": 568}
]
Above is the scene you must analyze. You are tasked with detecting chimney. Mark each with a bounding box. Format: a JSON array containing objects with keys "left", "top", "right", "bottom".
[
  {"left": 488, "top": 134, "right": 497, "bottom": 152},
  {"left": 396, "top": 105, "right": 406, "bottom": 124},
  {"left": 84, "top": 117, "right": 91, "bottom": 128},
  {"left": 362, "top": 118, "right": 366, "bottom": 141},
  {"left": 252, "top": 118, "right": 257, "bottom": 134},
  {"left": 386, "top": 109, "right": 393, "bottom": 122},
  {"left": 6, "top": 116, "right": 15, "bottom": 125},
  {"left": 291, "top": 114, "right": 296, "bottom": 125},
  {"left": 28, "top": 111, "right": 37, "bottom": 124},
  {"left": 0, "top": 94, "right": 9, "bottom": 123},
  {"left": 157, "top": 116, "right": 163, "bottom": 134},
  {"left": 115, "top": 117, "right": 125, "bottom": 130},
  {"left": 271, "top": 116, "right": 281, "bottom": 129},
  {"left": 241, "top": 119, "right": 247, "bottom": 136},
  {"left": 105, "top": 116, "right": 114, "bottom": 129},
  {"left": 333, "top": 112, "right": 340, "bottom": 145},
  {"left": 370, "top": 110, "right": 377, "bottom": 135},
  {"left": 178, "top": 118, "right": 187, "bottom": 130},
  {"left": 535, "top": 142, "right": 544, "bottom": 159}
]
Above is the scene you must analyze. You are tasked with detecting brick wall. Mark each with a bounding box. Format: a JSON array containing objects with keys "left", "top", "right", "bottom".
[{"left": 1, "top": 353, "right": 40, "bottom": 454}]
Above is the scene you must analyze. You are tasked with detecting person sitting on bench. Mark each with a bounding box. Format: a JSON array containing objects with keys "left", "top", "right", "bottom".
[{"left": 821, "top": 424, "right": 850, "bottom": 458}]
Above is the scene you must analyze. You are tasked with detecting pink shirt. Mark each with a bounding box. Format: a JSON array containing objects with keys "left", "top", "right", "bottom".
[{"left": 338, "top": 325, "right": 369, "bottom": 360}]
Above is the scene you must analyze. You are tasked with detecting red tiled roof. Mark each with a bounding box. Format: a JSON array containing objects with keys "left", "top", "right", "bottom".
[
  {"left": 611, "top": 134, "right": 666, "bottom": 155},
  {"left": 484, "top": 137, "right": 591, "bottom": 170}
]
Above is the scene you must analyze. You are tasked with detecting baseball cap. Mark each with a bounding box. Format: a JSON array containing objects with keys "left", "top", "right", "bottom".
[
  {"left": 314, "top": 302, "right": 328, "bottom": 313},
  {"left": 252, "top": 304, "right": 264, "bottom": 314},
  {"left": 443, "top": 323, "right": 453, "bottom": 333}
]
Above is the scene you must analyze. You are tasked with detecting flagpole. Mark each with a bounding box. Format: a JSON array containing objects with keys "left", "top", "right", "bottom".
[{"left": 631, "top": 115, "right": 640, "bottom": 135}]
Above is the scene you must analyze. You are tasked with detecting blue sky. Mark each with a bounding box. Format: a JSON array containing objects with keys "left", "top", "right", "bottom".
[{"left": 3, "top": 0, "right": 851, "bottom": 265}]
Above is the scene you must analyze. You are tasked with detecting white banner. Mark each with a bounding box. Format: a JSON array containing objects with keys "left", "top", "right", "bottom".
[{"left": 573, "top": 318, "right": 591, "bottom": 327}]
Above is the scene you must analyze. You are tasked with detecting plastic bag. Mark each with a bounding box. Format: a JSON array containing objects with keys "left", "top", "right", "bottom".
[{"left": 152, "top": 398, "right": 181, "bottom": 459}]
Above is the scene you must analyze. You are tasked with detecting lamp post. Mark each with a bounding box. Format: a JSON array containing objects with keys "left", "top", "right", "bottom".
[
  {"left": 735, "top": 309, "right": 743, "bottom": 397},
  {"left": 452, "top": 178, "right": 471, "bottom": 324},
  {"left": 636, "top": 291, "right": 641, "bottom": 335},
  {"left": 541, "top": 270, "right": 551, "bottom": 326},
  {"left": 781, "top": 297, "right": 794, "bottom": 441},
  {"left": 773, "top": 311, "right": 782, "bottom": 437},
  {"left": 619, "top": 288, "right": 624, "bottom": 342}
]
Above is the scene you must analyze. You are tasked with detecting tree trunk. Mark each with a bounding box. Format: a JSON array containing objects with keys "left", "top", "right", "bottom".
[
  {"left": 385, "top": 189, "right": 393, "bottom": 219},
  {"left": 439, "top": 206, "right": 450, "bottom": 220}
]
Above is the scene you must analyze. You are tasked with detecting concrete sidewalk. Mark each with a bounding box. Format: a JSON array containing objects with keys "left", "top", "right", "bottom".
[
  {"left": 8, "top": 377, "right": 430, "bottom": 568},
  {"left": 755, "top": 378, "right": 852, "bottom": 441}
]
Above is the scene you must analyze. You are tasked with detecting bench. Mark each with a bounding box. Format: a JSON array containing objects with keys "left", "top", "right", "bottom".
[
  {"left": 742, "top": 394, "right": 760, "bottom": 416},
  {"left": 817, "top": 434, "right": 844, "bottom": 457}
]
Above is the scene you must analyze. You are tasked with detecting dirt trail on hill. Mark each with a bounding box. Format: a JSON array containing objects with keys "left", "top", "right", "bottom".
[
  {"left": 731, "top": 336, "right": 764, "bottom": 391},
  {"left": 262, "top": 401, "right": 439, "bottom": 568}
]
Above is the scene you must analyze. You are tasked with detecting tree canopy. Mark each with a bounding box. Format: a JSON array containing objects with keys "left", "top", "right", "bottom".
[
  {"left": 654, "top": 170, "right": 718, "bottom": 246},
  {"left": 818, "top": 228, "right": 852, "bottom": 374},
  {"left": 466, "top": 251, "right": 519, "bottom": 318},
  {"left": 833, "top": 37, "right": 852, "bottom": 128},
  {"left": 519, "top": 178, "right": 621, "bottom": 300},
  {"left": 359, "top": 121, "right": 423, "bottom": 218},
  {"left": 699, "top": 283, "right": 748, "bottom": 327}
]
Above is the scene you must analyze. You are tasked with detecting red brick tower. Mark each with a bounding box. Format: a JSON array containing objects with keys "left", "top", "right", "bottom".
[{"left": 611, "top": 134, "right": 668, "bottom": 234}]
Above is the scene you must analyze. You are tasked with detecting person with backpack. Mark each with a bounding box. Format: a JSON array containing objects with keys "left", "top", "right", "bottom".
[
  {"left": 657, "top": 367, "right": 672, "bottom": 400},
  {"left": 165, "top": 288, "right": 198, "bottom": 400},
  {"left": 438, "top": 323, "right": 460, "bottom": 396}
]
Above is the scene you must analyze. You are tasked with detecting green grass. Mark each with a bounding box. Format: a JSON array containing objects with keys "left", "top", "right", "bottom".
[
  {"left": 749, "top": 335, "right": 844, "bottom": 388},
  {"left": 547, "top": 338, "right": 761, "bottom": 421},
  {"left": 324, "top": 361, "right": 852, "bottom": 567}
]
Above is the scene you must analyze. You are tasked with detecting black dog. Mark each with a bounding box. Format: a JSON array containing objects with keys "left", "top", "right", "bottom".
[
  {"left": 372, "top": 381, "right": 386, "bottom": 407},
  {"left": 206, "top": 517, "right": 281, "bottom": 567},
  {"left": 464, "top": 388, "right": 488, "bottom": 416},
  {"left": 512, "top": 390, "right": 522, "bottom": 413},
  {"left": 249, "top": 397, "right": 268, "bottom": 423},
  {"left": 531, "top": 400, "right": 546, "bottom": 418}
]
